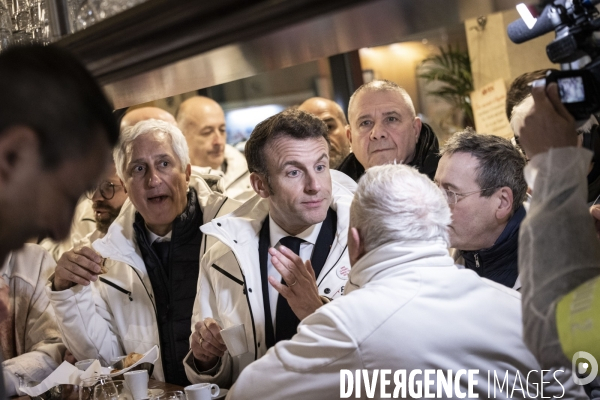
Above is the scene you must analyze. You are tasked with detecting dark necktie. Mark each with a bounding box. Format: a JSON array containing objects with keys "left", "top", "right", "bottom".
[{"left": 275, "top": 236, "right": 305, "bottom": 343}]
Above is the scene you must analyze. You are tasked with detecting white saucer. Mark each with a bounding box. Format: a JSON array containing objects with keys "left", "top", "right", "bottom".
[
  {"left": 214, "top": 388, "right": 228, "bottom": 400},
  {"left": 148, "top": 388, "right": 164, "bottom": 398}
]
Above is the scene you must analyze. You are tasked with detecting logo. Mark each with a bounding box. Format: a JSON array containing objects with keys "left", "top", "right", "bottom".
[
  {"left": 337, "top": 265, "right": 350, "bottom": 280},
  {"left": 572, "top": 351, "right": 598, "bottom": 385}
]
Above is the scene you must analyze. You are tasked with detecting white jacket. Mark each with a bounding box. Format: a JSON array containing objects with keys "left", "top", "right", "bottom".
[
  {"left": 222, "top": 145, "right": 254, "bottom": 201},
  {"left": 39, "top": 198, "right": 95, "bottom": 262},
  {"left": 184, "top": 170, "right": 356, "bottom": 387},
  {"left": 2, "top": 245, "right": 65, "bottom": 396},
  {"left": 47, "top": 173, "right": 240, "bottom": 381},
  {"left": 227, "top": 240, "right": 585, "bottom": 400}
]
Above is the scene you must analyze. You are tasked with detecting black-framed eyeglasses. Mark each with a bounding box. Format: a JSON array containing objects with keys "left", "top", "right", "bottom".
[
  {"left": 440, "top": 187, "right": 498, "bottom": 205},
  {"left": 85, "top": 181, "right": 122, "bottom": 200}
]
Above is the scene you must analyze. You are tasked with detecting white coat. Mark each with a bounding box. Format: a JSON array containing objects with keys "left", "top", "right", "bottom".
[
  {"left": 221, "top": 144, "right": 254, "bottom": 201},
  {"left": 2, "top": 244, "right": 65, "bottom": 396},
  {"left": 226, "top": 240, "right": 585, "bottom": 400},
  {"left": 47, "top": 172, "right": 240, "bottom": 381},
  {"left": 184, "top": 170, "right": 356, "bottom": 387},
  {"left": 39, "top": 198, "right": 95, "bottom": 262}
]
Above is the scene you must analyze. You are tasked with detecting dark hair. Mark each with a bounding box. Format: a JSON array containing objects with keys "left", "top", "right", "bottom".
[
  {"left": 441, "top": 128, "right": 528, "bottom": 213},
  {"left": 0, "top": 45, "right": 119, "bottom": 169},
  {"left": 506, "top": 69, "right": 557, "bottom": 120},
  {"left": 245, "top": 108, "right": 330, "bottom": 176}
]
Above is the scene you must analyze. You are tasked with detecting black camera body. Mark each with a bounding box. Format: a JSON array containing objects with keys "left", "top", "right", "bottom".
[{"left": 508, "top": 0, "right": 600, "bottom": 120}]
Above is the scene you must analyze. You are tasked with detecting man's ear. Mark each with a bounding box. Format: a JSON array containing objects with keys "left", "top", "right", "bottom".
[
  {"left": 346, "top": 125, "right": 353, "bottom": 145},
  {"left": 348, "top": 227, "right": 365, "bottom": 266},
  {"left": 413, "top": 116, "right": 422, "bottom": 141},
  {"left": 185, "top": 163, "right": 191, "bottom": 183},
  {"left": 0, "top": 126, "right": 39, "bottom": 186},
  {"left": 495, "top": 187, "right": 514, "bottom": 222},
  {"left": 250, "top": 172, "right": 271, "bottom": 199}
]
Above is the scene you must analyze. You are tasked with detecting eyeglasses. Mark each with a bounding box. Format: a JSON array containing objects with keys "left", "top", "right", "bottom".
[
  {"left": 86, "top": 181, "right": 122, "bottom": 200},
  {"left": 440, "top": 187, "right": 498, "bottom": 205}
]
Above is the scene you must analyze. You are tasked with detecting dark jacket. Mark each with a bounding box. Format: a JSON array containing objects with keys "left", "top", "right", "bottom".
[
  {"left": 461, "top": 205, "right": 526, "bottom": 289},
  {"left": 337, "top": 122, "right": 440, "bottom": 181},
  {"left": 134, "top": 188, "right": 203, "bottom": 387}
]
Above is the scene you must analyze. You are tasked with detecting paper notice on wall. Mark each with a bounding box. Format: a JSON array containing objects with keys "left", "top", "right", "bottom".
[{"left": 471, "top": 79, "right": 514, "bottom": 139}]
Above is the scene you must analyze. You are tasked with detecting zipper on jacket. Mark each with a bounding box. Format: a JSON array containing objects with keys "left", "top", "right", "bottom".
[
  {"left": 474, "top": 253, "right": 480, "bottom": 268},
  {"left": 211, "top": 264, "right": 244, "bottom": 286},
  {"left": 99, "top": 277, "right": 133, "bottom": 301}
]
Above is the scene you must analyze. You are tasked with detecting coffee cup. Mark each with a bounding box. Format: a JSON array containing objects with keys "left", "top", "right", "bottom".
[
  {"left": 124, "top": 370, "right": 149, "bottom": 400},
  {"left": 220, "top": 324, "right": 248, "bottom": 357},
  {"left": 184, "top": 383, "right": 219, "bottom": 400}
]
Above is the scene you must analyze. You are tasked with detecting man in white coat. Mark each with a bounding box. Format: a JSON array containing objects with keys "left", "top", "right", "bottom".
[
  {"left": 177, "top": 96, "right": 254, "bottom": 201},
  {"left": 2, "top": 245, "right": 65, "bottom": 396},
  {"left": 226, "top": 164, "right": 584, "bottom": 400},
  {"left": 47, "top": 120, "right": 239, "bottom": 386},
  {"left": 185, "top": 109, "right": 356, "bottom": 388}
]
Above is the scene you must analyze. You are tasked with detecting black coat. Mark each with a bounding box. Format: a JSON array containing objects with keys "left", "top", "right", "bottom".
[{"left": 337, "top": 122, "right": 440, "bottom": 181}]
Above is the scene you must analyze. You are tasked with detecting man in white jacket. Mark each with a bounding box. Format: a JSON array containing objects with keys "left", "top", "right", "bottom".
[
  {"left": 226, "top": 164, "right": 584, "bottom": 400},
  {"left": 177, "top": 96, "right": 254, "bottom": 201},
  {"left": 47, "top": 120, "right": 240, "bottom": 386},
  {"left": 2, "top": 245, "right": 65, "bottom": 396},
  {"left": 185, "top": 109, "right": 356, "bottom": 388}
]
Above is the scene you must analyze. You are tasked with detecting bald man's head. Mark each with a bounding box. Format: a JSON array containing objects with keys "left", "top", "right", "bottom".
[
  {"left": 120, "top": 107, "right": 177, "bottom": 129},
  {"left": 298, "top": 97, "right": 350, "bottom": 169},
  {"left": 176, "top": 96, "right": 226, "bottom": 169}
]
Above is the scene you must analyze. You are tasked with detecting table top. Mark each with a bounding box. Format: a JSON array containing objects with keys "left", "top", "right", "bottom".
[{"left": 12, "top": 379, "right": 184, "bottom": 400}]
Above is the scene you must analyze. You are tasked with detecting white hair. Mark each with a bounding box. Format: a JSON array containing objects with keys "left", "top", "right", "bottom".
[
  {"left": 348, "top": 79, "right": 416, "bottom": 122},
  {"left": 350, "top": 164, "right": 451, "bottom": 251},
  {"left": 114, "top": 119, "right": 191, "bottom": 181}
]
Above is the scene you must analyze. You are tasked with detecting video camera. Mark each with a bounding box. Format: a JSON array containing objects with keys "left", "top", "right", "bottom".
[{"left": 508, "top": 0, "right": 600, "bottom": 120}]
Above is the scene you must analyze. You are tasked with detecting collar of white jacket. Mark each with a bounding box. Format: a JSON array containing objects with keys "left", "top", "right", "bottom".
[{"left": 345, "top": 239, "right": 454, "bottom": 295}]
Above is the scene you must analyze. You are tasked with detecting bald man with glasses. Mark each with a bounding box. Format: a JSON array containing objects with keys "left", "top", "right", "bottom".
[{"left": 434, "top": 129, "right": 528, "bottom": 289}]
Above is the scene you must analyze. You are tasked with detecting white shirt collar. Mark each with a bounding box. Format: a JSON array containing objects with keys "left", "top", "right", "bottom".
[
  {"left": 269, "top": 216, "right": 322, "bottom": 247},
  {"left": 146, "top": 226, "right": 172, "bottom": 245}
]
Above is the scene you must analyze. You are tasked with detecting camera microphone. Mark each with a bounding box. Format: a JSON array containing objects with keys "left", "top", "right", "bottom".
[{"left": 508, "top": 5, "right": 557, "bottom": 44}]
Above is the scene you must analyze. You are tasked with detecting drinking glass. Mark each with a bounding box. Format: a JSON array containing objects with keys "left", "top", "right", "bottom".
[
  {"left": 153, "top": 391, "right": 185, "bottom": 400},
  {"left": 75, "top": 0, "right": 101, "bottom": 31},
  {"left": 80, "top": 375, "right": 111, "bottom": 400},
  {"left": 0, "top": 0, "right": 13, "bottom": 52}
]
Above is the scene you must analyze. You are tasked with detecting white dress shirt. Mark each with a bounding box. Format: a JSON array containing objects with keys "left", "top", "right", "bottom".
[
  {"left": 146, "top": 227, "right": 172, "bottom": 245},
  {"left": 267, "top": 217, "right": 322, "bottom": 330}
]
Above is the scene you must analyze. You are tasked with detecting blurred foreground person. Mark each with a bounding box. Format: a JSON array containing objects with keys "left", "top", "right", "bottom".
[
  {"left": 227, "top": 164, "right": 582, "bottom": 400},
  {"left": 177, "top": 96, "right": 254, "bottom": 200},
  {"left": 48, "top": 120, "right": 239, "bottom": 386},
  {"left": 517, "top": 83, "right": 600, "bottom": 370},
  {"left": 338, "top": 79, "right": 440, "bottom": 181},
  {"left": 298, "top": 97, "right": 351, "bottom": 169},
  {"left": 435, "top": 130, "right": 528, "bottom": 289},
  {"left": 186, "top": 109, "right": 355, "bottom": 388},
  {"left": 2, "top": 245, "right": 65, "bottom": 396},
  {"left": 0, "top": 45, "right": 117, "bottom": 398}
]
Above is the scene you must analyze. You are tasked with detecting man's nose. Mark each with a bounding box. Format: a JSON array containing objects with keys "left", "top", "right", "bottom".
[
  {"left": 305, "top": 171, "right": 322, "bottom": 193},
  {"left": 147, "top": 168, "right": 161, "bottom": 188},
  {"left": 369, "top": 121, "right": 387, "bottom": 140}
]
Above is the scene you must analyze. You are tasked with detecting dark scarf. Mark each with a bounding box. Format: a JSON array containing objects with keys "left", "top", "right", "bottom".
[
  {"left": 133, "top": 187, "right": 203, "bottom": 387},
  {"left": 461, "top": 205, "right": 526, "bottom": 288},
  {"left": 337, "top": 122, "right": 440, "bottom": 181}
]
